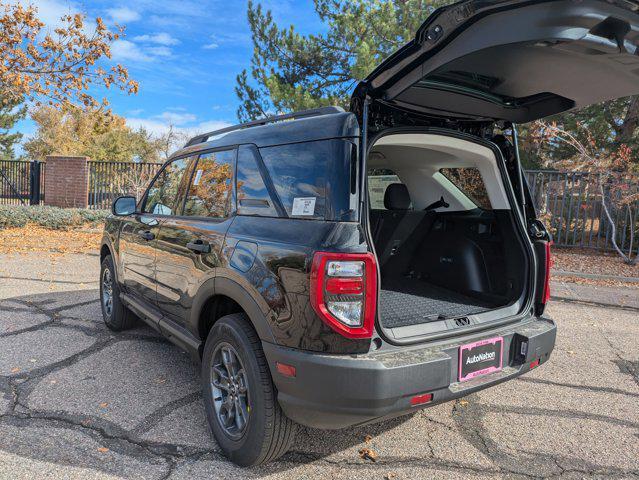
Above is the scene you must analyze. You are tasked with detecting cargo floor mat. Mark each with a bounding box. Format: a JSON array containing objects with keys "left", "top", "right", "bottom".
[{"left": 379, "top": 281, "right": 495, "bottom": 329}]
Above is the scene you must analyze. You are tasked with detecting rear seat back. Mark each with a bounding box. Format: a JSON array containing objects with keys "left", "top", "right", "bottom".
[{"left": 369, "top": 184, "right": 435, "bottom": 278}]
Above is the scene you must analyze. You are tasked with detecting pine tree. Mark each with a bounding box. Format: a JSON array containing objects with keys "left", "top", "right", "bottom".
[
  {"left": 0, "top": 94, "right": 26, "bottom": 160},
  {"left": 237, "top": 1, "right": 639, "bottom": 170},
  {"left": 235, "top": 0, "right": 451, "bottom": 122}
]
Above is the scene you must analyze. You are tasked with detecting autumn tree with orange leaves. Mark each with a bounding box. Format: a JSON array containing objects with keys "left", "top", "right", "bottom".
[{"left": 0, "top": 2, "right": 137, "bottom": 109}]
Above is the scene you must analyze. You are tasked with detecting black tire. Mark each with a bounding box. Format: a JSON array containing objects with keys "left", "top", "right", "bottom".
[
  {"left": 201, "top": 313, "right": 297, "bottom": 466},
  {"left": 100, "top": 255, "right": 136, "bottom": 331}
]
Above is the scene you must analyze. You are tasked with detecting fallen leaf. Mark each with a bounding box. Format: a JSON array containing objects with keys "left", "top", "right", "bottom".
[
  {"left": 99, "top": 402, "right": 108, "bottom": 408},
  {"left": 364, "top": 435, "right": 373, "bottom": 443},
  {"left": 10, "top": 367, "right": 20, "bottom": 373},
  {"left": 97, "top": 447, "right": 109, "bottom": 453},
  {"left": 358, "top": 448, "right": 378, "bottom": 462},
  {"left": 458, "top": 399, "right": 469, "bottom": 407},
  {"left": 384, "top": 473, "right": 397, "bottom": 480}
]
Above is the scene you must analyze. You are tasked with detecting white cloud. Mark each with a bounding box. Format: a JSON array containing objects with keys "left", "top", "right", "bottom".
[
  {"left": 126, "top": 112, "right": 232, "bottom": 141},
  {"left": 196, "top": 120, "right": 233, "bottom": 133},
  {"left": 156, "top": 111, "right": 197, "bottom": 126},
  {"left": 110, "top": 39, "right": 152, "bottom": 62},
  {"left": 147, "top": 46, "right": 172, "bottom": 57},
  {"left": 106, "top": 7, "right": 141, "bottom": 24},
  {"left": 202, "top": 42, "right": 219, "bottom": 50},
  {"left": 133, "top": 33, "right": 180, "bottom": 46}
]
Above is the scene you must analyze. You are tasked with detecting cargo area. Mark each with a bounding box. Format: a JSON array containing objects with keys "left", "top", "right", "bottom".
[{"left": 368, "top": 133, "right": 529, "bottom": 335}]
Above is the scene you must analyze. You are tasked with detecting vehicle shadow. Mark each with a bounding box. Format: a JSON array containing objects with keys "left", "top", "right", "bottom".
[{"left": 0, "top": 288, "right": 414, "bottom": 477}]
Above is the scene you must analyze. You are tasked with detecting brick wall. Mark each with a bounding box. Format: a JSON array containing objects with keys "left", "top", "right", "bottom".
[{"left": 44, "top": 156, "right": 89, "bottom": 208}]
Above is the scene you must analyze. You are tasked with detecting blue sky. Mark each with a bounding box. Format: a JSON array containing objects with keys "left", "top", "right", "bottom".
[{"left": 16, "top": 0, "right": 324, "bottom": 147}]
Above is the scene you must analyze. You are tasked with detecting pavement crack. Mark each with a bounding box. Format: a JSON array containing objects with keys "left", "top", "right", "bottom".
[
  {"left": 130, "top": 391, "right": 201, "bottom": 437},
  {"left": 518, "top": 376, "right": 639, "bottom": 399}
]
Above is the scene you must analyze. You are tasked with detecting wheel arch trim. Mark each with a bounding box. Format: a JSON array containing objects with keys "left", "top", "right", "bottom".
[{"left": 190, "top": 275, "right": 276, "bottom": 345}]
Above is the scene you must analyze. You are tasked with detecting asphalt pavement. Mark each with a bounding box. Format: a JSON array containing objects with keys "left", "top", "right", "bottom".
[{"left": 0, "top": 252, "right": 637, "bottom": 479}]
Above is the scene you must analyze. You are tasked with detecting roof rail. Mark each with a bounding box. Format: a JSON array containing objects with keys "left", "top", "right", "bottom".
[{"left": 184, "top": 106, "right": 345, "bottom": 147}]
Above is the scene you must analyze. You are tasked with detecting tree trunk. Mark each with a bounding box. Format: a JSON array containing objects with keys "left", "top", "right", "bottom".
[
  {"left": 618, "top": 96, "right": 639, "bottom": 146},
  {"left": 599, "top": 180, "right": 635, "bottom": 264}
]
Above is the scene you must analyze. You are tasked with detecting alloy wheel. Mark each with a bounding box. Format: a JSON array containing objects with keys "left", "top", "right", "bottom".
[
  {"left": 210, "top": 343, "right": 250, "bottom": 439},
  {"left": 101, "top": 267, "right": 113, "bottom": 318}
]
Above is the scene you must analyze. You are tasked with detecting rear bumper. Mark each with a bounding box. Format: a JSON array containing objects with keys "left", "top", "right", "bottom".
[{"left": 263, "top": 316, "right": 556, "bottom": 429}]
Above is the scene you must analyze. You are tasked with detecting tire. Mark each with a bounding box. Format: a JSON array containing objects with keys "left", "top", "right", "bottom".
[
  {"left": 100, "top": 255, "right": 136, "bottom": 331},
  {"left": 201, "top": 313, "right": 297, "bottom": 466}
]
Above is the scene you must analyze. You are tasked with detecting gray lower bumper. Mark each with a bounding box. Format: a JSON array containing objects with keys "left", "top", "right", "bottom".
[{"left": 263, "top": 317, "right": 556, "bottom": 429}]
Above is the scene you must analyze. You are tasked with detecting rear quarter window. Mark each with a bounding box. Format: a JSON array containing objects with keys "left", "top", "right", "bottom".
[
  {"left": 440, "top": 167, "right": 492, "bottom": 210},
  {"left": 258, "top": 141, "right": 329, "bottom": 219}
]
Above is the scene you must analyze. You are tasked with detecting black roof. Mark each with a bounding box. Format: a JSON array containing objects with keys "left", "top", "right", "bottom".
[{"left": 171, "top": 107, "right": 359, "bottom": 159}]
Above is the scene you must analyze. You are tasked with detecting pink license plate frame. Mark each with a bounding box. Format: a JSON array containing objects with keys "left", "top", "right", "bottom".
[{"left": 458, "top": 336, "right": 504, "bottom": 382}]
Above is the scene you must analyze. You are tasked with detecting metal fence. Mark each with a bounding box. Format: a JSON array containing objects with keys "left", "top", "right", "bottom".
[
  {"left": 88, "top": 161, "right": 163, "bottom": 210},
  {"left": 0, "top": 160, "right": 45, "bottom": 205},
  {"left": 525, "top": 170, "right": 639, "bottom": 252},
  {"left": 4, "top": 159, "right": 638, "bottom": 255}
]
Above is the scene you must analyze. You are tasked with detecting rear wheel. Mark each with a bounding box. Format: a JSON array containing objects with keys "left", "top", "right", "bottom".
[
  {"left": 100, "top": 255, "right": 136, "bottom": 331},
  {"left": 201, "top": 313, "right": 297, "bottom": 466}
]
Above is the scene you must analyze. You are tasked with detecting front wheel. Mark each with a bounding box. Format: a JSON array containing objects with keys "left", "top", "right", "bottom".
[{"left": 201, "top": 313, "right": 297, "bottom": 466}]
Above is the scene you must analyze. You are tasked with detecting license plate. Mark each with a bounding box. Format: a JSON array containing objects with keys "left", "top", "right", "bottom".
[{"left": 459, "top": 336, "right": 504, "bottom": 382}]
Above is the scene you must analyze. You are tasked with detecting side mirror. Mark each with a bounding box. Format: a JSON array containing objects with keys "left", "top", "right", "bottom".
[{"left": 112, "top": 196, "right": 137, "bottom": 216}]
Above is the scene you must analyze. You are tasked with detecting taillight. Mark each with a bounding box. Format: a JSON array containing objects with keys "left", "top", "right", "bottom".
[
  {"left": 310, "top": 252, "right": 377, "bottom": 339},
  {"left": 541, "top": 241, "right": 553, "bottom": 306}
]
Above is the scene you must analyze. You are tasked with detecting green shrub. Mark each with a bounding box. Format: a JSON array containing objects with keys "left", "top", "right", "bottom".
[{"left": 0, "top": 205, "right": 110, "bottom": 230}]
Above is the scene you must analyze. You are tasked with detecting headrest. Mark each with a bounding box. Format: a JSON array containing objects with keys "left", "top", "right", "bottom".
[{"left": 384, "top": 183, "right": 411, "bottom": 210}]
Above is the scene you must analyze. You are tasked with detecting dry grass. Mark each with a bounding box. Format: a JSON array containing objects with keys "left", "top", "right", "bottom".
[
  {"left": 0, "top": 225, "right": 101, "bottom": 255},
  {"left": 1, "top": 225, "right": 637, "bottom": 289}
]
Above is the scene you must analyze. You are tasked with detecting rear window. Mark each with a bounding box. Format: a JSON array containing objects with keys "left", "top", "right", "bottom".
[
  {"left": 440, "top": 168, "right": 492, "bottom": 210},
  {"left": 259, "top": 141, "right": 328, "bottom": 219},
  {"left": 368, "top": 169, "right": 404, "bottom": 210}
]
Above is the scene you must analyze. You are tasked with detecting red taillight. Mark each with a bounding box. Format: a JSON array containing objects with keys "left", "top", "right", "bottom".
[
  {"left": 541, "top": 241, "right": 553, "bottom": 305},
  {"left": 325, "top": 277, "right": 364, "bottom": 295},
  {"left": 529, "top": 359, "right": 540, "bottom": 370},
  {"left": 411, "top": 393, "right": 433, "bottom": 406},
  {"left": 310, "top": 252, "right": 377, "bottom": 339}
]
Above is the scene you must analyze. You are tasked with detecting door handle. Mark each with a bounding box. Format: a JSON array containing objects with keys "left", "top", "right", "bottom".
[
  {"left": 186, "top": 240, "right": 211, "bottom": 254},
  {"left": 138, "top": 230, "right": 155, "bottom": 241}
]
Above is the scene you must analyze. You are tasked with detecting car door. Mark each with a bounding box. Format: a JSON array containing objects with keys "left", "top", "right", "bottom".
[
  {"left": 351, "top": 0, "right": 639, "bottom": 124},
  {"left": 119, "top": 156, "right": 195, "bottom": 308},
  {"left": 154, "top": 148, "right": 237, "bottom": 329}
]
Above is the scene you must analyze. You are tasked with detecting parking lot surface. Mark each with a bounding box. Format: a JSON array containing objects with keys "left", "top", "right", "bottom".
[{"left": 0, "top": 252, "right": 638, "bottom": 479}]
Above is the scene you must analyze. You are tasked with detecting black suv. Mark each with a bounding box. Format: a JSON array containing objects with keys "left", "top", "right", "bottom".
[{"left": 100, "top": 0, "right": 639, "bottom": 466}]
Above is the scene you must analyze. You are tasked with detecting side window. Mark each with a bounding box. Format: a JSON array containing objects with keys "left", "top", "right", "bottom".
[
  {"left": 183, "top": 149, "right": 235, "bottom": 218},
  {"left": 259, "top": 141, "right": 327, "bottom": 219},
  {"left": 236, "top": 145, "right": 278, "bottom": 217},
  {"left": 367, "top": 169, "right": 404, "bottom": 210},
  {"left": 143, "top": 157, "right": 192, "bottom": 215},
  {"left": 440, "top": 168, "right": 492, "bottom": 210}
]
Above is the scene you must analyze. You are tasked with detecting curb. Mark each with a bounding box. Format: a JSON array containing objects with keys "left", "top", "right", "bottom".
[
  {"left": 553, "top": 270, "right": 639, "bottom": 284},
  {"left": 551, "top": 295, "right": 639, "bottom": 312}
]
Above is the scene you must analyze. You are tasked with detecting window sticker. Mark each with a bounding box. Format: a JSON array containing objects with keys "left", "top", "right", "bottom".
[
  {"left": 193, "top": 169, "right": 203, "bottom": 186},
  {"left": 291, "top": 197, "right": 316, "bottom": 216}
]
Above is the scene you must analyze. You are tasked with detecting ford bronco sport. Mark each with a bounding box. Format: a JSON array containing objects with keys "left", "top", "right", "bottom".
[{"left": 100, "top": 0, "right": 639, "bottom": 466}]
